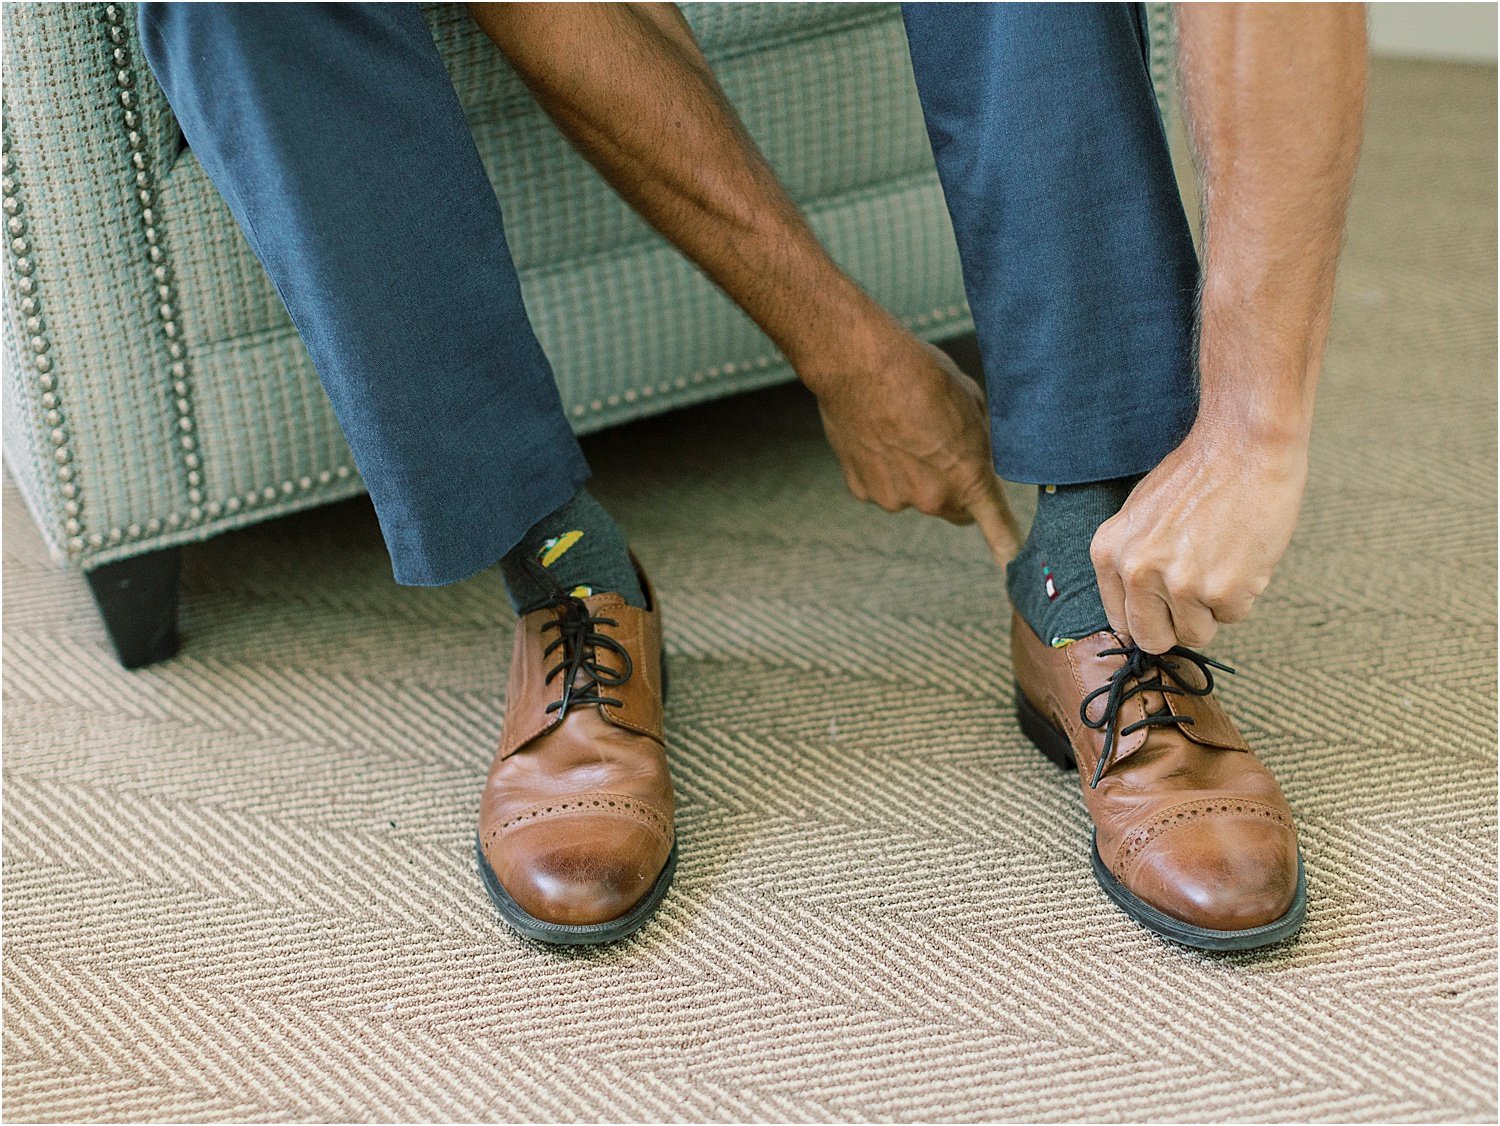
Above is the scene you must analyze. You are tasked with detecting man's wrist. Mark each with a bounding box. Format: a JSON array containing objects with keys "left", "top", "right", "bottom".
[
  {"left": 1191, "top": 390, "right": 1312, "bottom": 455},
  {"left": 777, "top": 284, "right": 900, "bottom": 397},
  {"left": 1195, "top": 312, "right": 1321, "bottom": 450}
]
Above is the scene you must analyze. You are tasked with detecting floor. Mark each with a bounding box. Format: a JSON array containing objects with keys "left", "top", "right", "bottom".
[{"left": 3, "top": 57, "right": 1496, "bottom": 1123}]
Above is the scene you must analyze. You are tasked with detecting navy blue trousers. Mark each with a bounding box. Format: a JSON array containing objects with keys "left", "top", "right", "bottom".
[
  {"left": 139, "top": 3, "right": 1198, "bottom": 587},
  {"left": 902, "top": 3, "right": 1200, "bottom": 485},
  {"left": 138, "top": 3, "right": 588, "bottom": 585}
]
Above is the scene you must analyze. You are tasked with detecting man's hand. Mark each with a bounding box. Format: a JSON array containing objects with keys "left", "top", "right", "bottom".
[
  {"left": 1091, "top": 416, "right": 1308, "bottom": 653},
  {"left": 804, "top": 328, "right": 1020, "bottom": 568},
  {"left": 1089, "top": 3, "right": 1365, "bottom": 654}
]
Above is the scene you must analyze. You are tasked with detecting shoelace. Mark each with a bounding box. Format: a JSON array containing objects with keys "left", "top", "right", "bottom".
[
  {"left": 524, "top": 591, "right": 634, "bottom": 720},
  {"left": 1081, "top": 644, "right": 1235, "bottom": 788}
]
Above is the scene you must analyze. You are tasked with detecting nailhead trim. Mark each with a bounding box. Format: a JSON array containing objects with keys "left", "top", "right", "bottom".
[
  {"left": 1, "top": 107, "right": 79, "bottom": 551},
  {"left": 1148, "top": 4, "right": 1175, "bottom": 124},
  {"left": 40, "top": 10, "right": 361, "bottom": 556},
  {"left": 1112, "top": 798, "right": 1295, "bottom": 883},
  {"left": 67, "top": 299, "right": 962, "bottom": 544},
  {"left": 102, "top": 3, "right": 211, "bottom": 532},
  {"left": 43, "top": 465, "right": 361, "bottom": 552},
  {"left": 563, "top": 303, "right": 970, "bottom": 419}
]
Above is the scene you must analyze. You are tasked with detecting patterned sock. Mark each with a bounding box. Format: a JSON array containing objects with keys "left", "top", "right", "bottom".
[
  {"left": 1005, "top": 477, "right": 1139, "bottom": 647},
  {"left": 499, "top": 488, "right": 646, "bottom": 610}
]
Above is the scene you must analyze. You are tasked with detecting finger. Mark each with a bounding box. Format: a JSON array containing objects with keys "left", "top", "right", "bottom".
[
  {"left": 1124, "top": 588, "right": 1177, "bottom": 655},
  {"left": 1210, "top": 593, "right": 1257, "bottom": 625},
  {"left": 1092, "top": 542, "right": 1129, "bottom": 638},
  {"left": 969, "top": 476, "right": 1022, "bottom": 567},
  {"left": 911, "top": 475, "right": 960, "bottom": 521},
  {"left": 1166, "top": 598, "right": 1218, "bottom": 650},
  {"left": 841, "top": 467, "right": 869, "bottom": 505},
  {"left": 865, "top": 465, "right": 907, "bottom": 514},
  {"left": 935, "top": 477, "right": 979, "bottom": 526}
]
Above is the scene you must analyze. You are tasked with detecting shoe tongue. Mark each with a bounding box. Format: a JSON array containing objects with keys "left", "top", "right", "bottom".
[{"left": 563, "top": 596, "right": 633, "bottom": 694}]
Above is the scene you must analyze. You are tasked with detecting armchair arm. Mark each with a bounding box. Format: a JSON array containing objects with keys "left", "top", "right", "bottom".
[{"left": 3, "top": 2, "right": 194, "bottom": 567}]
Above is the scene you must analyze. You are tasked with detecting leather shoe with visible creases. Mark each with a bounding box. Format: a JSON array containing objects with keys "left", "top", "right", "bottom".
[
  {"left": 1011, "top": 612, "right": 1305, "bottom": 950},
  {"left": 476, "top": 562, "right": 675, "bottom": 944}
]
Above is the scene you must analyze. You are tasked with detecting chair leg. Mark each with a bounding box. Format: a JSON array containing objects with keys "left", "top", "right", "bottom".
[
  {"left": 935, "top": 331, "right": 984, "bottom": 383},
  {"left": 84, "top": 547, "right": 182, "bottom": 669}
]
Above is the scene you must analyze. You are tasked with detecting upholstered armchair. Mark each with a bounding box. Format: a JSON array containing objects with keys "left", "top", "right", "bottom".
[{"left": 1, "top": 2, "right": 1173, "bottom": 666}]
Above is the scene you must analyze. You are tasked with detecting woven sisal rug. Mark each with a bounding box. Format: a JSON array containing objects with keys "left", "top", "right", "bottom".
[{"left": 3, "top": 57, "right": 1495, "bottom": 1122}]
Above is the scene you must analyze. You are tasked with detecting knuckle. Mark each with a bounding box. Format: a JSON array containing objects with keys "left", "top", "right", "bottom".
[
  {"left": 1179, "top": 622, "right": 1216, "bottom": 648},
  {"left": 1161, "top": 566, "right": 1195, "bottom": 601},
  {"left": 1216, "top": 598, "right": 1255, "bottom": 624},
  {"left": 957, "top": 475, "right": 992, "bottom": 509},
  {"left": 1200, "top": 579, "right": 1244, "bottom": 608},
  {"left": 915, "top": 493, "right": 947, "bottom": 518},
  {"left": 1119, "top": 560, "right": 1155, "bottom": 591}
]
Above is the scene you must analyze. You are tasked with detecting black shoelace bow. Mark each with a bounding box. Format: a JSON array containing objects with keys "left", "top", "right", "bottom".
[{"left": 1081, "top": 644, "right": 1235, "bottom": 788}]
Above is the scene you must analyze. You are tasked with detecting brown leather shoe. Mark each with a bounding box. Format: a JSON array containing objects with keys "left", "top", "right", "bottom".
[
  {"left": 1011, "top": 612, "right": 1305, "bottom": 950},
  {"left": 476, "top": 563, "right": 675, "bottom": 944}
]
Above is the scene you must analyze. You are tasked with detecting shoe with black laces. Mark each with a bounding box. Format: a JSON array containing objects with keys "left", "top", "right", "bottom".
[
  {"left": 1010, "top": 612, "right": 1305, "bottom": 951},
  {"left": 476, "top": 558, "right": 675, "bottom": 945}
]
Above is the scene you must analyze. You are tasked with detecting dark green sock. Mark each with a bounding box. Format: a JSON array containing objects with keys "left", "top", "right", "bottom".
[
  {"left": 1005, "top": 477, "right": 1138, "bottom": 647},
  {"left": 500, "top": 488, "right": 646, "bottom": 610}
]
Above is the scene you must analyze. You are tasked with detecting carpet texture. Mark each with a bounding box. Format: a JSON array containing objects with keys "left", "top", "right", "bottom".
[{"left": 3, "top": 58, "right": 1496, "bottom": 1123}]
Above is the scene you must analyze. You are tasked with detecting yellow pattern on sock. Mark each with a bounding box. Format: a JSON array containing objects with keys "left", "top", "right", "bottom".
[{"left": 537, "top": 530, "right": 584, "bottom": 567}]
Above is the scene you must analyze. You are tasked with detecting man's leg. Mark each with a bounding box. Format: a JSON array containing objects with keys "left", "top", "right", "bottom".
[
  {"left": 136, "top": 1, "right": 640, "bottom": 601},
  {"left": 902, "top": 4, "right": 1305, "bottom": 950},
  {"left": 902, "top": 2, "right": 1200, "bottom": 648},
  {"left": 138, "top": 3, "right": 668, "bottom": 943}
]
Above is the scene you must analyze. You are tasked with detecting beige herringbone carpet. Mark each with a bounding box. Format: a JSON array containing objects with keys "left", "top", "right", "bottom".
[{"left": 3, "top": 58, "right": 1496, "bottom": 1123}]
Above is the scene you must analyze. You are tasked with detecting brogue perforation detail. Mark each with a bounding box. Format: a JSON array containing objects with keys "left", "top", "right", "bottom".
[
  {"left": 489, "top": 793, "right": 674, "bottom": 843},
  {"left": 1112, "top": 798, "right": 1295, "bottom": 882}
]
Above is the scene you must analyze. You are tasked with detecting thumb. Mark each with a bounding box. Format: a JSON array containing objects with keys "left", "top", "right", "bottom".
[{"left": 969, "top": 474, "right": 1022, "bottom": 568}]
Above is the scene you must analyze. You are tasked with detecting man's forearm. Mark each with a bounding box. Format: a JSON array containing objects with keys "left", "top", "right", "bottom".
[
  {"left": 468, "top": 2, "right": 1019, "bottom": 555},
  {"left": 1090, "top": 6, "right": 1368, "bottom": 651},
  {"left": 1176, "top": 3, "right": 1368, "bottom": 445},
  {"left": 467, "top": 3, "right": 884, "bottom": 387}
]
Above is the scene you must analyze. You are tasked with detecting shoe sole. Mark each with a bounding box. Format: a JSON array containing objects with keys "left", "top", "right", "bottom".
[
  {"left": 1016, "top": 687, "right": 1308, "bottom": 952},
  {"left": 475, "top": 835, "right": 678, "bottom": 946}
]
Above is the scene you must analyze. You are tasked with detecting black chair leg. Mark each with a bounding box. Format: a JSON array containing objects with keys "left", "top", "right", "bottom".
[{"left": 84, "top": 547, "right": 182, "bottom": 669}]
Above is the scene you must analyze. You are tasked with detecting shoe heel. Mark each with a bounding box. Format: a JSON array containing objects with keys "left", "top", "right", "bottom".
[{"left": 1015, "top": 687, "right": 1076, "bottom": 771}]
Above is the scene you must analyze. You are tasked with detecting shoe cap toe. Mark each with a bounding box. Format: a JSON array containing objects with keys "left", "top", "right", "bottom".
[
  {"left": 489, "top": 819, "right": 667, "bottom": 927},
  {"left": 1128, "top": 816, "right": 1299, "bottom": 932}
]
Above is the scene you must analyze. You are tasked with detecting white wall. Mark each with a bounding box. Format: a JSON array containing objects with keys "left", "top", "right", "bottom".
[{"left": 1369, "top": 2, "right": 1498, "bottom": 63}]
